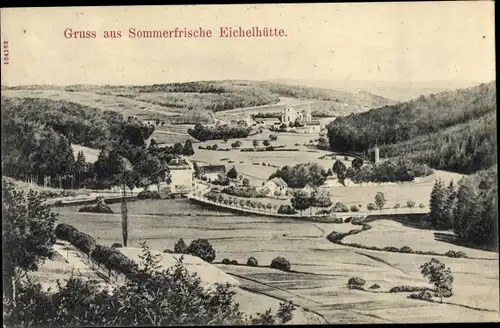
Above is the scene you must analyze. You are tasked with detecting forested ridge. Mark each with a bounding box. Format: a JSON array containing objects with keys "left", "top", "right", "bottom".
[{"left": 327, "top": 81, "right": 496, "bottom": 174}]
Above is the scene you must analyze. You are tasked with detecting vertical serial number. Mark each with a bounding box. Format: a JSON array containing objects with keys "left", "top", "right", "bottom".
[{"left": 3, "top": 41, "right": 9, "bottom": 65}]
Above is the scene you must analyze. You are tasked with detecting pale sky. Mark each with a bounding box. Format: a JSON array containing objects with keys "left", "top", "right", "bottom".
[{"left": 0, "top": 2, "right": 496, "bottom": 86}]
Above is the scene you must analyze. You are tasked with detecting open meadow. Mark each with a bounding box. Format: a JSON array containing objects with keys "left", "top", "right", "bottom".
[{"left": 53, "top": 199, "right": 499, "bottom": 323}]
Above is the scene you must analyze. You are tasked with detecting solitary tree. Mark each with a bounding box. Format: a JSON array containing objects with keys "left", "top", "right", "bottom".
[
  {"left": 311, "top": 189, "right": 333, "bottom": 215},
  {"left": 375, "top": 192, "right": 386, "bottom": 211},
  {"left": 174, "top": 238, "right": 188, "bottom": 254},
  {"left": 367, "top": 203, "right": 376, "bottom": 212},
  {"left": 242, "top": 178, "right": 250, "bottom": 187},
  {"left": 393, "top": 203, "right": 400, "bottom": 212},
  {"left": 227, "top": 166, "right": 238, "bottom": 179},
  {"left": 269, "top": 134, "right": 278, "bottom": 141},
  {"left": 352, "top": 157, "right": 363, "bottom": 171},
  {"left": 291, "top": 190, "right": 311, "bottom": 216},
  {"left": 2, "top": 179, "right": 57, "bottom": 304},
  {"left": 419, "top": 258, "right": 454, "bottom": 303},
  {"left": 252, "top": 140, "right": 260, "bottom": 148},
  {"left": 407, "top": 200, "right": 416, "bottom": 211},
  {"left": 183, "top": 140, "right": 195, "bottom": 156},
  {"left": 263, "top": 140, "right": 270, "bottom": 147}
]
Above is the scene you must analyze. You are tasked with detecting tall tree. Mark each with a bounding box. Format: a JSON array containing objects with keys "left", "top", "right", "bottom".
[
  {"left": 374, "top": 192, "right": 386, "bottom": 211},
  {"left": 183, "top": 140, "right": 195, "bottom": 156},
  {"left": 291, "top": 190, "right": 311, "bottom": 216},
  {"left": 2, "top": 178, "right": 57, "bottom": 304}
]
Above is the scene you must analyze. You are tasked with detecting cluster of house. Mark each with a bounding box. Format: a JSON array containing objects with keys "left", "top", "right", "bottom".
[{"left": 251, "top": 104, "right": 322, "bottom": 134}]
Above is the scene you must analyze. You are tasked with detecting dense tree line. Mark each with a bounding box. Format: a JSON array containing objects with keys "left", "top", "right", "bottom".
[
  {"left": 188, "top": 122, "right": 252, "bottom": 141},
  {"left": 326, "top": 82, "right": 496, "bottom": 173},
  {"left": 348, "top": 159, "right": 433, "bottom": 184},
  {"left": 428, "top": 166, "right": 498, "bottom": 248},
  {"left": 268, "top": 163, "right": 326, "bottom": 188},
  {"left": 2, "top": 97, "right": 124, "bottom": 149},
  {"left": 372, "top": 111, "right": 496, "bottom": 174}
]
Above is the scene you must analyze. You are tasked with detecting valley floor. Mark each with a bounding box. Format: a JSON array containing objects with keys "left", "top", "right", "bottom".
[{"left": 52, "top": 199, "right": 499, "bottom": 324}]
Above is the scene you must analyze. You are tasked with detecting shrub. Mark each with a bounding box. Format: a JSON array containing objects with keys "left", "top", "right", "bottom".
[
  {"left": 326, "top": 231, "right": 345, "bottom": 242},
  {"left": 55, "top": 223, "right": 79, "bottom": 241},
  {"left": 348, "top": 229, "right": 361, "bottom": 234},
  {"left": 350, "top": 205, "right": 360, "bottom": 212},
  {"left": 174, "top": 238, "right": 188, "bottom": 254},
  {"left": 163, "top": 249, "right": 173, "bottom": 253},
  {"left": 270, "top": 257, "right": 291, "bottom": 271},
  {"left": 366, "top": 203, "right": 376, "bottom": 212},
  {"left": 408, "top": 290, "right": 433, "bottom": 301},
  {"left": 247, "top": 257, "right": 259, "bottom": 267},
  {"left": 221, "top": 258, "right": 231, "bottom": 265},
  {"left": 78, "top": 197, "right": 113, "bottom": 214},
  {"left": 445, "top": 250, "right": 467, "bottom": 258},
  {"left": 400, "top": 246, "right": 413, "bottom": 253},
  {"left": 351, "top": 217, "right": 365, "bottom": 225},
  {"left": 230, "top": 260, "right": 238, "bottom": 265},
  {"left": 333, "top": 202, "right": 349, "bottom": 212},
  {"left": 277, "top": 205, "right": 297, "bottom": 215},
  {"left": 369, "top": 283, "right": 381, "bottom": 289},
  {"left": 331, "top": 217, "right": 343, "bottom": 224},
  {"left": 383, "top": 246, "right": 400, "bottom": 252},
  {"left": 347, "top": 277, "right": 366, "bottom": 288},
  {"left": 186, "top": 239, "right": 216, "bottom": 263},
  {"left": 137, "top": 190, "right": 161, "bottom": 200},
  {"left": 390, "top": 285, "right": 431, "bottom": 293},
  {"left": 198, "top": 145, "right": 204, "bottom": 149},
  {"left": 111, "top": 243, "right": 123, "bottom": 248},
  {"left": 344, "top": 156, "right": 349, "bottom": 161},
  {"left": 344, "top": 217, "right": 353, "bottom": 223},
  {"left": 72, "top": 232, "right": 97, "bottom": 255}
]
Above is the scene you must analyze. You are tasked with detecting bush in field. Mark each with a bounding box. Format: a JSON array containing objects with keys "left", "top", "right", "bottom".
[
  {"left": 444, "top": 250, "right": 467, "bottom": 258},
  {"left": 400, "top": 246, "right": 413, "bottom": 253},
  {"left": 186, "top": 239, "right": 216, "bottom": 263},
  {"left": 230, "top": 260, "right": 239, "bottom": 265},
  {"left": 269, "top": 134, "right": 278, "bottom": 141},
  {"left": 350, "top": 205, "right": 360, "bottom": 212},
  {"left": 350, "top": 217, "right": 365, "bottom": 225},
  {"left": 367, "top": 203, "right": 376, "bottom": 212},
  {"left": 333, "top": 202, "right": 349, "bottom": 212},
  {"left": 270, "top": 257, "right": 291, "bottom": 271},
  {"left": 277, "top": 204, "right": 297, "bottom": 215},
  {"left": 174, "top": 238, "right": 188, "bottom": 254},
  {"left": 369, "top": 283, "right": 381, "bottom": 289},
  {"left": 408, "top": 290, "right": 433, "bottom": 301},
  {"left": 55, "top": 223, "right": 79, "bottom": 241},
  {"left": 347, "top": 277, "right": 366, "bottom": 288},
  {"left": 383, "top": 246, "right": 400, "bottom": 252},
  {"left": 389, "top": 285, "right": 431, "bottom": 293},
  {"left": 137, "top": 190, "right": 161, "bottom": 200},
  {"left": 406, "top": 200, "right": 416, "bottom": 210},
  {"left": 242, "top": 178, "right": 250, "bottom": 187},
  {"left": 78, "top": 197, "right": 114, "bottom": 214},
  {"left": 221, "top": 258, "right": 231, "bottom": 265},
  {"left": 247, "top": 257, "right": 259, "bottom": 267}
]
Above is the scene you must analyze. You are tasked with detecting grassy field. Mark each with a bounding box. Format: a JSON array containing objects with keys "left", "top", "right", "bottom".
[{"left": 52, "top": 199, "right": 499, "bottom": 323}]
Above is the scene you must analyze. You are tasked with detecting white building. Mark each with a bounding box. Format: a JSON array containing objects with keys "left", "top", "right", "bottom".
[
  {"left": 167, "top": 158, "right": 195, "bottom": 193},
  {"left": 280, "top": 104, "right": 312, "bottom": 124},
  {"left": 264, "top": 177, "right": 288, "bottom": 196}
]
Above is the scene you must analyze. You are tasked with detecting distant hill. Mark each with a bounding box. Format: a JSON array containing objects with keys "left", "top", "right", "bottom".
[
  {"left": 269, "top": 78, "right": 487, "bottom": 101},
  {"left": 326, "top": 81, "right": 496, "bottom": 174},
  {"left": 2, "top": 80, "right": 394, "bottom": 124}
]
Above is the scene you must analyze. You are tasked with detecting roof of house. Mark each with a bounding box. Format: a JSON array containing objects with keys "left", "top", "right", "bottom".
[
  {"left": 267, "top": 177, "right": 288, "bottom": 187},
  {"left": 260, "top": 117, "right": 281, "bottom": 123}
]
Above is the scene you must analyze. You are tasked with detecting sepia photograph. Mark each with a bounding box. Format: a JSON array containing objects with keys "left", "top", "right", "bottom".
[{"left": 1, "top": 2, "right": 498, "bottom": 325}]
